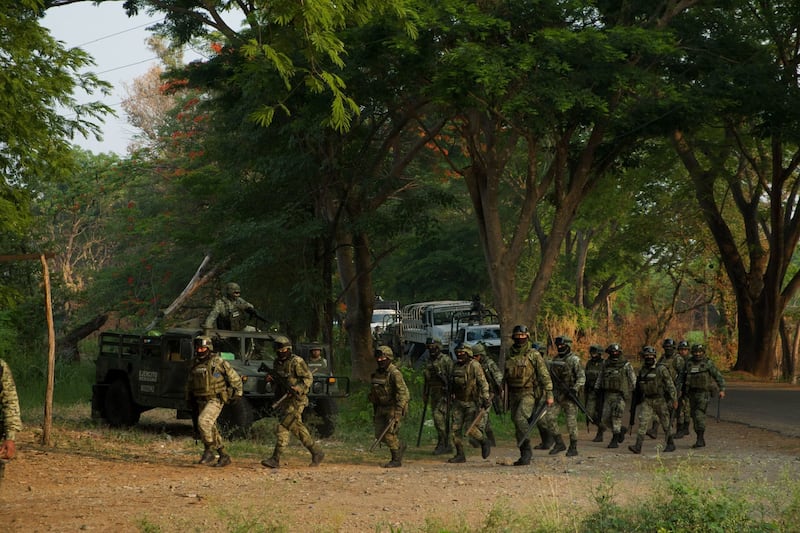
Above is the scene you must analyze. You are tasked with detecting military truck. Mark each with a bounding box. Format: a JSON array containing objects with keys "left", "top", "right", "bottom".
[{"left": 91, "top": 327, "right": 349, "bottom": 438}]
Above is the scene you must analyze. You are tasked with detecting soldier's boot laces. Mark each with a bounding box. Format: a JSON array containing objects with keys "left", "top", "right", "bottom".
[
  {"left": 646, "top": 421, "right": 658, "bottom": 439},
  {"left": 513, "top": 440, "right": 533, "bottom": 466},
  {"left": 549, "top": 434, "right": 567, "bottom": 455},
  {"left": 310, "top": 446, "right": 325, "bottom": 467},
  {"left": 534, "top": 429, "right": 554, "bottom": 450},
  {"left": 607, "top": 433, "right": 620, "bottom": 449},
  {"left": 448, "top": 445, "right": 466, "bottom": 464},
  {"left": 592, "top": 428, "right": 604, "bottom": 443},
  {"left": 566, "top": 438, "right": 578, "bottom": 457},
  {"left": 480, "top": 438, "right": 492, "bottom": 459},
  {"left": 215, "top": 449, "right": 231, "bottom": 467},
  {"left": 692, "top": 430, "right": 706, "bottom": 449},
  {"left": 628, "top": 435, "right": 643, "bottom": 454},
  {"left": 665, "top": 434, "right": 676, "bottom": 452},
  {"left": 199, "top": 447, "right": 216, "bottom": 465}
]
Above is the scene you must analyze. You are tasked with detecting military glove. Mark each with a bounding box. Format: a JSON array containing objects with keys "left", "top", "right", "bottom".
[{"left": 0, "top": 440, "right": 16, "bottom": 460}]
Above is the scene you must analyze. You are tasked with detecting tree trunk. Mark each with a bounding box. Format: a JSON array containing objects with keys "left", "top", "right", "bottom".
[{"left": 732, "top": 294, "right": 778, "bottom": 377}]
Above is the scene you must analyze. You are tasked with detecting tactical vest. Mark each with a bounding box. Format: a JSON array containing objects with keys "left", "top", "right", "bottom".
[
  {"left": 189, "top": 356, "right": 229, "bottom": 399},
  {"left": 425, "top": 359, "right": 447, "bottom": 395},
  {"left": 638, "top": 364, "right": 662, "bottom": 397},
  {"left": 273, "top": 356, "right": 302, "bottom": 394},
  {"left": 549, "top": 356, "right": 574, "bottom": 388},
  {"left": 216, "top": 299, "right": 248, "bottom": 330},
  {"left": 506, "top": 352, "right": 537, "bottom": 390},
  {"left": 601, "top": 357, "right": 628, "bottom": 393},
  {"left": 685, "top": 359, "right": 712, "bottom": 390},
  {"left": 371, "top": 369, "right": 392, "bottom": 406},
  {"left": 658, "top": 354, "right": 682, "bottom": 381},
  {"left": 585, "top": 358, "right": 603, "bottom": 387}
]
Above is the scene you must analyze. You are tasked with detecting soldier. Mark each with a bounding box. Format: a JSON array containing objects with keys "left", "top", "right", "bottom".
[
  {"left": 472, "top": 342, "right": 502, "bottom": 446},
  {"left": 447, "top": 345, "right": 492, "bottom": 463},
  {"left": 584, "top": 344, "right": 606, "bottom": 442},
  {"left": 673, "top": 340, "right": 692, "bottom": 438},
  {"left": 261, "top": 335, "right": 325, "bottom": 468},
  {"left": 503, "top": 325, "right": 554, "bottom": 466},
  {"left": 678, "top": 343, "right": 726, "bottom": 448},
  {"left": 369, "top": 345, "right": 410, "bottom": 468},
  {"left": 651, "top": 338, "right": 684, "bottom": 439},
  {"left": 594, "top": 343, "right": 637, "bottom": 449},
  {"left": 186, "top": 336, "right": 243, "bottom": 467},
  {"left": 545, "top": 336, "right": 586, "bottom": 457},
  {"left": 422, "top": 338, "right": 453, "bottom": 455},
  {"left": 307, "top": 344, "right": 328, "bottom": 372},
  {"left": 628, "top": 346, "right": 677, "bottom": 454},
  {"left": 204, "top": 282, "right": 264, "bottom": 331},
  {"left": 0, "top": 358, "right": 22, "bottom": 483}
]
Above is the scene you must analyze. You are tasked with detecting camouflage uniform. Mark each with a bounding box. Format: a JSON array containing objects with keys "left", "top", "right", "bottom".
[
  {"left": 448, "top": 346, "right": 492, "bottom": 463},
  {"left": 186, "top": 338, "right": 243, "bottom": 467},
  {"left": 629, "top": 347, "right": 677, "bottom": 454},
  {"left": 678, "top": 344, "right": 725, "bottom": 448},
  {"left": 594, "top": 344, "right": 637, "bottom": 448},
  {"left": 369, "top": 346, "right": 410, "bottom": 468},
  {"left": 584, "top": 345, "right": 605, "bottom": 442},
  {"left": 0, "top": 359, "right": 22, "bottom": 481},
  {"left": 503, "top": 326, "right": 554, "bottom": 466},
  {"left": 204, "top": 282, "right": 257, "bottom": 331},
  {"left": 473, "top": 342, "right": 503, "bottom": 446},
  {"left": 307, "top": 346, "right": 328, "bottom": 373},
  {"left": 545, "top": 336, "right": 586, "bottom": 456},
  {"left": 262, "top": 336, "right": 324, "bottom": 468},
  {"left": 422, "top": 340, "right": 453, "bottom": 454},
  {"left": 673, "top": 341, "right": 692, "bottom": 438}
]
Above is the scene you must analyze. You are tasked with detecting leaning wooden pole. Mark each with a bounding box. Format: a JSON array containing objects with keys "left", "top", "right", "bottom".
[{"left": 41, "top": 254, "right": 56, "bottom": 446}]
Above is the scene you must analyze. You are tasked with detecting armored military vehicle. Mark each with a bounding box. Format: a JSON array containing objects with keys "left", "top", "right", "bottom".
[{"left": 91, "top": 327, "right": 349, "bottom": 438}]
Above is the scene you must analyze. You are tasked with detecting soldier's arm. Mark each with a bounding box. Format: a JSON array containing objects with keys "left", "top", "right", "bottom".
[
  {"left": 223, "top": 360, "right": 244, "bottom": 396},
  {"left": 293, "top": 357, "right": 313, "bottom": 394},
  {"left": 0, "top": 361, "right": 22, "bottom": 440},
  {"left": 392, "top": 369, "right": 411, "bottom": 415},
  {"left": 534, "top": 354, "right": 555, "bottom": 402},
  {"left": 204, "top": 301, "right": 222, "bottom": 329},
  {"left": 475, "top": 363, "right": 491, "bottom": 405},
  {"left": 573, "top": 357, "right": 586, "bottom": 389}
]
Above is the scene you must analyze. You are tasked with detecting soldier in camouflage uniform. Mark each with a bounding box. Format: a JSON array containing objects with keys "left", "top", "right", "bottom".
[
  {"left": 369, "top": 345, "right": 410, "bottom": 468},
  {"left": 186, "top": 336, "right": 243, "bottom": 467},
  {"left": 628, "top": 346, "right": 677, "bottom": 454},
  {"left": 673, "top": 340, "right": 692, "bottom": 438},
  {"left": 677, "top": 343, "right": 726, "bottom": 449},
  {"left": 0, "top": 359, "right": 22, "bottom": 483},
  {"left": 422, "top": 338, "right": 453, "bottom": 455},
  {"left": 261, "top": 335, "right": 325, "bottom": 468},
  {"left": 447, "top": 345, "right": 492, "bottom": 463},
  {"left": 204, "top": 282, "right": 262, "bottom": 331},
  {"left": 594, "top": 343, "right": 637, "bottom": 449},
  {"left": 584, "top": 345, "right": 605, "bottom": 442},
  {"left": 472, "top": 342, "right": 502, "bottom": 446},
  {"left": 649, "top": 338, "right": 683, "bottom": 439},
  {"left": 545, "top": 336, "right": 586, "bottom": 457},
  {"left": 503, "top": 325, "right": 554, "bottom": 466}
]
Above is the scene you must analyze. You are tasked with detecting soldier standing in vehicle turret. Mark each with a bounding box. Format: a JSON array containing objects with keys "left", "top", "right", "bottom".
[
  {"left": 369, "top": 346, "right": 410, "bottom": 468},
  {"left": 628, "top": 346, "right": 677, "bottom": 454},
  {"left": 0, "top": 358, "right": 22, "bottom": 484},
  {"left": 204, "top": 282, "right": 263, "bottom": 331},
  {"left": 677, "top": 343, "right": 726, "bottom": 449},
  {"left": 503, "top": 325, "right": 554, "bottom": 466},
  {"left": 422, "top": 338, "right": 453, "bottom": 455},
  {"left": 545, "top": 336, "right": 586, "bottom": 457},
  {"left": 261, "top": 335, "right": 325, "bottom": 468},
  {"left": 186, "top": 336, "right": 243, "bottom": 467},
  {"left": 594, "top": 343, "right": 637, "bottom": 449},
  {"left": 447, "top": 345, "right": 492, "bottom": 463}
]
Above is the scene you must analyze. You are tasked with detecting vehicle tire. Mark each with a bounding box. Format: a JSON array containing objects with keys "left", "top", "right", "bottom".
[
  {"left": 307, "top": 397, "right": 337, "bottom": 438},
  {"left": 218, "top": 397, "right": 254, "bottom": 440},
  {"left": 103, "top": 379, "right": 141, "bottom": 427}
]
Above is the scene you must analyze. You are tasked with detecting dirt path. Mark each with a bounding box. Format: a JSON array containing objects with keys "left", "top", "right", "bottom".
[{"left": 1, "top": 416, "right": 798, "bottom": 532}]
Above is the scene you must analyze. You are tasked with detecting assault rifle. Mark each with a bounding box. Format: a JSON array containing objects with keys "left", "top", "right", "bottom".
[
  {"left": 465, "top": 397, "right": 493, "bottom": 437},
  {"left": 370, "top": 417, "right": 398, "bottom": 452},
  {"left": 416, "top": 383, "right": 429, "bottom": 447},
  {"left": 517, "top": 399, "right": 549, "bottom": 448},
  {"left": 547, "top": 362, "right": 595, "bottom": 425}
]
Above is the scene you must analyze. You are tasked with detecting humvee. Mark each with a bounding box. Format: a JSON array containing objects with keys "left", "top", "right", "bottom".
[{"left": 91, "top": 328, "right": 349, "bottom": 437}]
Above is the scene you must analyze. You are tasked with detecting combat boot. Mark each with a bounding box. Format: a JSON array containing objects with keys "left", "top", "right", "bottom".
[
  {"left": 607, "top": 432, "right": 619, "bottom": 449},
  {"left": 486, "top": 427, "right": 497, "bottom": 447},
  {"left": 534, "top": 428, "right": 554, "bottom": 450},
  {"left": 692, "top": 430, "right": 706, "bottom": 448},
  {"left": 674, "top": 422, "right": 689, "bottom": 439},
  {"left": 566, "top": 438, "right": 578, "bottom": 457},
  {"left": 665, "top": 434, "right": 676, "bottom": 452},
  {"left": 310, "top": 444, "right": 325, "bottom": 467},
  {"left": 617, "top": 428, "right": 627, "bottom": 443},
  {"left": 513, "top": 439, "right": 532, "bottom": 466},
  {"left": 198, "top": 446, "right": 216, "bottom": 465},
  {"left": 628, "top": 435, "right": 643, "bottom": 454},
  {"left": 549, "top": 434, "right": 567, "bottom": 455},
  {"left": 384, "top": 444, "right": 404, "bottom": 468},
  {"left": 261, "top": 447, "right": 282, "bottom": 469},
  {"left": 646, "top": 421, "right": 658, "bottom": 439},
  {"left": 592, "top": 428, "right": 604, "bottom": 442},
  {"left": 215, "top": 448, "right": 231, "bottom": 467},
  {"left": 480, "top": 438, "right": 492, "bottom": 459},
  {"left": 448, "top": 444, "right": 466, "bottom": 463}
]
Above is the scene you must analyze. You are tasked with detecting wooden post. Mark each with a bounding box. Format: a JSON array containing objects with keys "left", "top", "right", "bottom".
[{"left": 41, "top": 254, "right": 56, "bottom": 446}]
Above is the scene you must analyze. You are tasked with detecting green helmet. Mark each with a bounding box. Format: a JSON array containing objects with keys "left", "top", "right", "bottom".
[
  {"left": 273, "top": 335, "right": 292, "bottom": 352},
  {"left": 375, "top": 345, "right": 394, "bottom": 360},
  {"left": 195, "top": 335, "right": 214, "bottom": 352},
  {"left": 471, "top": 342, "right": 487, "bottom": 357},
  {"left": 225, "top": 282, "right": 241, "bottom": 298},
  {"left": 455, "top": 345, "right": 473, "bottom": 358}
]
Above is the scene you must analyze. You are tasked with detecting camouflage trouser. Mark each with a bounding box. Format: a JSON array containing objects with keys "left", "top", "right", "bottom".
[
  {"left": 600, "top": 391, "right": 627, "bottom": 434},
  {"left": 450, "top": 399, "right": 486, "bottom": 448},
  {"left": 546, "top": 393, "right": 579, "bottom": 440},
  {"left": 431, "top": 393, "right": 449, "bottom": 441},
  {"left": 636, "top": 396, "right": 671, "bottom": 438},
  {"left": 197, "top": 397, "right": 224, "bottom": 449},
  {"left": 585, "top": 390, "right": 602, "bottom": 426},
  {"left": 275, "top": 396, "right": 315, "bottom": 451},
  {"left": 687, "top": 389, "right": 712, "bottom": 432},
  {"left": 374, "top": 406, "right": 403, "bottom": 452},
  {"left": 509, "top": 391, "right": 550, "bottom": 443},
  {"left": 677, "top": 393, "right": 691, "bottom": 426}
]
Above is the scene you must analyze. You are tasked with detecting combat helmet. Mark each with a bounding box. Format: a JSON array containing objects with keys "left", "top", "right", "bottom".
[
  {"left": 606, "top": 343, "right": 622, "bottom": 357},
  {"left": 273, "top": 334, "right": 292, "bottom": 353},
  {"left": 195, "top": 335, "right": 214, "bottom": 352},
  {"left": 471, "top": 342, "right": 487, "bottom": 357},
  {"left": 691, "top": 343, "right": 706, "bottom": 356},
  {"left": 375, "top": 345, "right": 394, "bottom": 360},
  {"left": 225, "top": 282, "right": 241, "bottom": 298}
]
